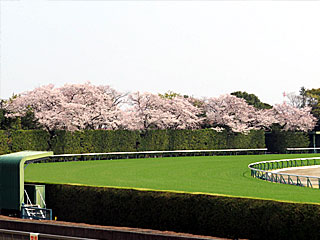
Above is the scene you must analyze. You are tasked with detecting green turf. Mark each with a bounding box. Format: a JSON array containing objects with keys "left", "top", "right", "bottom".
[{"left": 25, "top": 154, "right": 320, "bottom": 204}]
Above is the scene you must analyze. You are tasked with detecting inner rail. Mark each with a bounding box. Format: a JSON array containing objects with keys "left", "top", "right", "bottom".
[{"left": 248, "top": 157, "right": 320, "bottom": 189}]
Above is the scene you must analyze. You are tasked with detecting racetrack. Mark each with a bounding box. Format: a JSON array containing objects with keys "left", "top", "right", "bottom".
[{"left": 25, "top": 153, "right": 320, "bottom": 204}]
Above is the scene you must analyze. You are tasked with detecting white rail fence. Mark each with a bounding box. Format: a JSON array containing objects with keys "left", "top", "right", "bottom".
[{"left": 248, "top": 157, "right": 320, "bottom": 189}]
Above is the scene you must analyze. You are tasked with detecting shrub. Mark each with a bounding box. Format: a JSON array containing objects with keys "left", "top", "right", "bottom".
[
  {"left": 0, "top": 129, "right": 266, "bottom": 154},
  {"left": 168, "top": 129, "right": 229, "bottom": 150},
  {"left": 44, "top": 183, "right": 320, "bottom": 240},
  {"left": 105, "top": 130, "right": 140, "bottom": 152},
  {"left": 51, "top": 130, "right": 84, "bottom": 154},
  {"left": 0, "top": 131, "right": 9, "bottom": 155},
  {"left": 138, "top": 130, "right": 169, "bottom": 151},
  {"left": 265, "top": 128, "right": 310, "bottom": 153},
  {"left": 9, "top": 130, "right": 50, "bottom": 152}
]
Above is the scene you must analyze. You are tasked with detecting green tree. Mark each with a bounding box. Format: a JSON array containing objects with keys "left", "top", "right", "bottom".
[
  {"left": 158, "top": 90, "right": 181, "bottom": 99},
  {"left": 299, "top": 86, "right": 307, "bottom": 108},
  {"left": 0, "top": 99, "right": 19, "bottom": 129},
  {"left": 0, "top": 99, "right": 39, "bottom": 130},
  {"left": 231, "top": 91, "right": 272, "bottom": 109},
  {"left": 305, "top": 88, "right": 320, "bottom": 118},
  {"left": 304, "top": 88, "right": 320, "bottom": 130}
]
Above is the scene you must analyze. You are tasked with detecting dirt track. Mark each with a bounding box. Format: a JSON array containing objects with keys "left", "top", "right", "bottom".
[
  {"left": 276, "top": 165, "right": 320, "bottom": 177},
  {"left": 274, "top": 166, "right": 320, "bottom": 188}
]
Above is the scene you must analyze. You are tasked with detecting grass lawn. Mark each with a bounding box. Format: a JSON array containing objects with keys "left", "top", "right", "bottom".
[{"left": 25, "top": 153, "right": 320, "bottom": 204}]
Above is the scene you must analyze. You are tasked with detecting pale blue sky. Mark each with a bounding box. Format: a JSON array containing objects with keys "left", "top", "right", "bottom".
[{"left": 1, "top": 0, "right": 320, "bottom": 105}]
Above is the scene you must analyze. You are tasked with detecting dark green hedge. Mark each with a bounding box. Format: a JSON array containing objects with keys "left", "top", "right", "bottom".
[
  {"left": 265, "top": 130, "right": 310, "bottom": 153},
  {"left": 44, "top": 183, "right": 320, "bottom": 240},
  {"left": 0, "top": 128, "right": 313, "bottom": 155},
  {"left": 0, "top": 130, "right": 50, "bottom": 154},
  {"left": 9, "top": 130, "right": 50, "bottom": 152},
  {"left": 137, "top": 130, "right": 169, "bottom": 151},
  {"left": 0, "top": 129, "right": 270, "bottom": 154},
  {"left": 51, "top": 130, "right": 140, "bottom": 154},
  {"left": 227, "top": 130, "right": 265, "bottom": 149},
  {"left": 0, "top": 131, "right": 10, "bottom": 155},
  {"left": 137, "top": 129, "right": 265, "bottom": 151},
  {"left": 168, "top": 129, "right": 228, "bottom": 150}
]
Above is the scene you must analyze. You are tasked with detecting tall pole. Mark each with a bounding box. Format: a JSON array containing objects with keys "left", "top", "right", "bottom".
[{"left": 313, "top": 132, "right": 316, "bottom": 153}]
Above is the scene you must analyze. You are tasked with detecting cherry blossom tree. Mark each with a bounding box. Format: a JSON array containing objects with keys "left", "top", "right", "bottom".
[
  {"left": 272, "top": 103, "right": 316, "bottom": 132},
  {"left": 5, "top": 82, "right": 126, "bottom": 131},
  {"left": 161, "top": 95, "right": 204, "bottom": 129},
  {"left": 5, "top": 83, "right": 316, "bottom": 133},
  {"left": 204, "top": 94, "right": 316, "bottom": 133},
  {"left": 126, "top": 92, "right": 203, "bottom": 130},
  {"left": 204, "top": 94, "right": 274, "bottom": 133}
]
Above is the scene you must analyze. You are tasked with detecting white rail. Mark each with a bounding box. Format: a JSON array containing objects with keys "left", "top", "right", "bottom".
[
  {"left": 52, "top": 148, "right": 268, "bottom": 158},
  {"left": 248, "top": 157, "right": 320, "bottom": 189}
]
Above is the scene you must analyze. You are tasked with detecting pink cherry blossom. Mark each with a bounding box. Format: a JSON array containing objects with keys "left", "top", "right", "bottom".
[
  {"left": 126, "top": 92, "right": 203, "bottom": 130},
  {"left": 204, "top": 94, "right": 274, "bottom": 133},
  {"left": 272, "top": 103, "right": 316, "bottom": 131},
  {"left": 5, "top": 82, "right": 125, "bottom": 131},
  {"left": 5, "top": 85, "right": 316, "bottom": 133}
]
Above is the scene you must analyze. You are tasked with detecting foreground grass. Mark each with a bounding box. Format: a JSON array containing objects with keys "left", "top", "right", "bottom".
[{"left": 25, "top": 153, "right": 320, "bottom": 204}]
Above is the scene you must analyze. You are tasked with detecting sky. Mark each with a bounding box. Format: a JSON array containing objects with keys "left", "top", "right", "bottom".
[{"left": 0, "top": 0, "right": 320, "bottom": 105}]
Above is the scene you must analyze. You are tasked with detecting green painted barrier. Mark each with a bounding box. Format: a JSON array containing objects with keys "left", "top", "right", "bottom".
[{"left": 0, "top": 151, "right": 53, "bottom": 211}]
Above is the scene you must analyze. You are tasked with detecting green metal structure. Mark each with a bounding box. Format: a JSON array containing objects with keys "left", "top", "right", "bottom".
[
  {"left": 0, "top": 151, "right": 53, "bottom": 211},
  {"left": 24, "top": 184, "right": 46, "bottom": 208}
]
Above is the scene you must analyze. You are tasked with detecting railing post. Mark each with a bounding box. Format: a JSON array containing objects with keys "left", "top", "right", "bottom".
[
  {"left": 280, "top": 175, "right": 286, "bottom": 184},
  {"left": 307, "top": 178, "right": 313, "bottom": 188},
  {"left": 288, "top": 176, "right": 293, "bottom": 185},
  {"left": 297, "top": 177, "right": 301, "bottom": 186}
]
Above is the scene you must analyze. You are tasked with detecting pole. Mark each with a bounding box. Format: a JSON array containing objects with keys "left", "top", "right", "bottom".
[{"left": 313, "top": 132, "right": 317, "bottom": 153}]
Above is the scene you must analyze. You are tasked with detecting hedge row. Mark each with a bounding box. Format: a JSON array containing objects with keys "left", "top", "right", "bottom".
[
  {"left": 51, "top": 130, "right": 139, "bottom": 154},
  {"left": 0, "top": 129, "right": 312, "bottom": 155},
  {"left": 0, "top": 129, "right": 267, "bottom": 155},
  {"left": 0, "top": 131, "right": 10, "bottom": 155},
  {"left": 44, "top": 183, "right": 320, "bottom": 240},
  {"left": 265, "top": 130, "right": 310, "bottom": 153},
  {"left": 51, "top": 129, "right": 266, "bottom": 154},
  {"left": 0, "top": 130, "right": 50, "bottom": 155}
]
